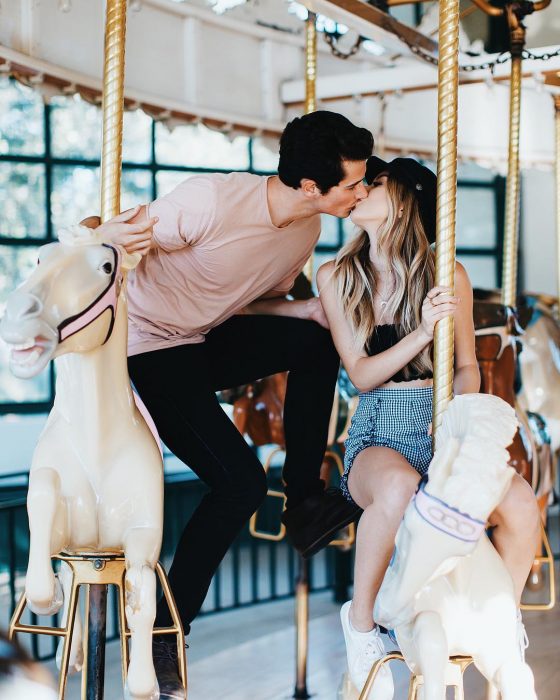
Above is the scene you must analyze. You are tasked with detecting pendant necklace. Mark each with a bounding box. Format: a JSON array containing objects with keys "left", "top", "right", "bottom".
[{"left": 377, "top": 271, "right": 395, "bottom": 313}]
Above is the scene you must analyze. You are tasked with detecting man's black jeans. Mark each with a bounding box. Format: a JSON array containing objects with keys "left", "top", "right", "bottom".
[{"left": 128, "top": 314, "right": 340, "bottom": 631}]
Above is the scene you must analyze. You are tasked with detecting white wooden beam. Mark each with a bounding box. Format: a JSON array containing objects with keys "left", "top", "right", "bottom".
[{"left": 282, "top": 48, "right": 560, "bottom": 104}]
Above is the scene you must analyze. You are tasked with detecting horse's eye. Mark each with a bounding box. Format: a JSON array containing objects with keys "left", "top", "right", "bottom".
[{"left": 101, "top": 261, "right": 113, "bottom": 274}]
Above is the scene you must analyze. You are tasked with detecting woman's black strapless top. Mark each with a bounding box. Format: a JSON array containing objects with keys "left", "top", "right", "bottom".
[{"left": 366, "top": 324, "right": 433, "bottom": 383}]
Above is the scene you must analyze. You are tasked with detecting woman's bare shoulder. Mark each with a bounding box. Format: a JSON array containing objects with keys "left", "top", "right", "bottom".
[{"left": 316, "top": 259, "right": 337, "bottom": 292}]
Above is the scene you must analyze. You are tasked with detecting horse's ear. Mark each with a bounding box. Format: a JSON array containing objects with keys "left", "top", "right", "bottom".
[{"left": 121, "top": 250, "right": 142, "bottom": 271}]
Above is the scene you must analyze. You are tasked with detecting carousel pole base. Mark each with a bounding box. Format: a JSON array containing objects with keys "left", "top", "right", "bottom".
[
  {"left": 8, "top": 552, "right": 187, "bottom": 700},
  {"left": 294, "top": 555, "right": 310, "bottom": 700}
]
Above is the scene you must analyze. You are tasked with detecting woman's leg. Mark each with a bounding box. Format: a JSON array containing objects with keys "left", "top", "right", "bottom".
[
  {"left": 347, "top": 446, "right": 420, "bottom": 631},
  {"left": 488, "top": 473, "right": 541, "bottom": 605}
]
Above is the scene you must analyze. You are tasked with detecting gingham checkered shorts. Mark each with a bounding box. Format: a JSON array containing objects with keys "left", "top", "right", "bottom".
[{"left": 341, "top": 386, "right": 433, "bottom": 502}]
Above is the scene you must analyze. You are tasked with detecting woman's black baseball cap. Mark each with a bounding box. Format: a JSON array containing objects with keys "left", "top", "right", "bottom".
[{"left": 365, "top": 156, "right": 437, "bottom": 244}]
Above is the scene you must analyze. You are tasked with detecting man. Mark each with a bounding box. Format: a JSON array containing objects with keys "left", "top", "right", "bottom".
[{"left": 92, "top": 110, "right": 372, "bottom": 698}]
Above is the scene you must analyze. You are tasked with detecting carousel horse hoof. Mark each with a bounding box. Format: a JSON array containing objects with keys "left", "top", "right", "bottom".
[
  {"left": 26, "top": 571, "right": 64, "bottom": 616},
  {"left": 124, "top": 678, "right": 160, "bottom": 700},
  {"left": 282, "top": 488, "right": 361, "bottom": 558},
  {"left": 152, "top": 638, "right": 187, "bottom": 700}
]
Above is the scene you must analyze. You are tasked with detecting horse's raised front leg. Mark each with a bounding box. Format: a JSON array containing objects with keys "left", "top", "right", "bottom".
[
  {"left": 25, "top": 467, "right": 67, "bottom": 615},
  {"left": 412, "top": 611, "right": 447, "bottom": 700},
  {"left": 123, "top": 527, "right": 161, "bottom": 700}
]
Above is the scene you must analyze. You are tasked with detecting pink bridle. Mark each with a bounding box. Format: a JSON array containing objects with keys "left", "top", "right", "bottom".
[
  {"left": 57, "top": 244, "right": 122, "bottom": 345},
  {"left": 413, "top": 481, "right": 486, "bottom": 543}
]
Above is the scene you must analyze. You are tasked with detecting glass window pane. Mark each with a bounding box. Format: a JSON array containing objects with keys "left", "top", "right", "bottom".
[
  {"left": 51, "top": 165, "right": 100, "bottom": 233},
  {"left": 50, "top": 94, "right": 102, "bottom": 160},
  {"left": 0, "top": 163, "right": 47, "bottom": 238},
  {"left": 251, "top": 137, "right": 279, "bottom": 172},
  {"left": 122, "top": 169, "right": 153, "bottom": 210},
  {"left": 156, "top": 171, "right": 197, "bottom": 198},
  {"left": 457, "top": 162, "right": 495, "bottom": 183},
  {"left": 155, "top": 122, "right": 250, "bottom": 170},
  {"left": 457, "top": 187, "right": 496, "bottom": 249},
  {"left": 457, "top": 255, "right": 497, "bottom": 289},
  {"left": 123, "top": 109, "right": 152, "bottom": 164},
  {"left": 319, "top": 214, "right": 341, "bottom": 247},
  {"left": 0, "top": 77, "right": 44, "bottom": 156},
  {"left": 0, "top": 245, "right": 50, "bottom": 403}
]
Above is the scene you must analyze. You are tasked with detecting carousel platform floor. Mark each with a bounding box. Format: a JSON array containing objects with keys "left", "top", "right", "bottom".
[{"left": 49, "top": 562, "right": 560, "bottom": 700}]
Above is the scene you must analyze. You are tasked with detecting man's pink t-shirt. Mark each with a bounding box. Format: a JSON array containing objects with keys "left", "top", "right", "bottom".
[{"left": 127, "top": 172, "right": 321, "bottom": 356}]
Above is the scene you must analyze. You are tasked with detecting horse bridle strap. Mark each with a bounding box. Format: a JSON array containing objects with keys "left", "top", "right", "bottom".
[
  {"left": 58, "top": 245, "right": 122, "bottom": 344},
  {"left": 414, "top": 482, "right": 486, "bottom": 543}
]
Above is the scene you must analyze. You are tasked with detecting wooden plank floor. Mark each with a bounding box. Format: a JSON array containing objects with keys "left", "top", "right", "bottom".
[{"left": 52, "top": 566, "right": 559, "bottom": 699}]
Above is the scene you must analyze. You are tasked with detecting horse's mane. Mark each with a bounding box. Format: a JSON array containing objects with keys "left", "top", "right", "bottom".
[
  {"left": 58, "top": 225, "right": 105, "bottom": 247},
  {"left": 427, "top": 394, "right": 518, "bottom": 520}
]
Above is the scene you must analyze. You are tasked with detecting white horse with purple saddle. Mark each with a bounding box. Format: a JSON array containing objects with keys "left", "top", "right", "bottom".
[
  {"left": 374, "top": 393, "right": 537, "bottom": 700},
  {"left": 0, "top": 225, "right": 164, "bottom": 700}
]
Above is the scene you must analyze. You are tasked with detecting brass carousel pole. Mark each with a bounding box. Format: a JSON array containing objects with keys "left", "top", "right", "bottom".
[
  {"left": 305, "top": 11, "right": 317, "bottom": 114},
  {"left": 432, "top": 0, "right": 460, "bottom": 438},
  {"left": 302, "top": 11, "right": 317, "bottom": 285},
  {"left": 100, "top": 0, "right": 127, "bottom": 224},
  {"left": 84, "top": 2, "right": 127, "bottom": 698},
  {"left": 295, "top": 17, "right": 316, "bottom": 700},
  {"left": 500, "top": 6, "right": 526, "bottom": 308}
]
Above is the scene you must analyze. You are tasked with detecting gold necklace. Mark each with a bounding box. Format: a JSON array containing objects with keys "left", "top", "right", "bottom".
[{"left": 377, "top": 272, "right": 395, "bottom": 310}]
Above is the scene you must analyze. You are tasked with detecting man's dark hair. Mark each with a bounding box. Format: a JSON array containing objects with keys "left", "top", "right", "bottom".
[{"left": 278, "top": 111, "right": 373, "bottom": 194}]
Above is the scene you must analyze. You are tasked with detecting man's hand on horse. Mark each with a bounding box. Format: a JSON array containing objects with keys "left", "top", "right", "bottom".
[{"left": 80, "top": 205, "right": 157, "bottom": 257}]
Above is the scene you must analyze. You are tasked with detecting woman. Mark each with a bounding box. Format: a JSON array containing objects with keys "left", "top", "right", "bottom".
[{"left": 317, "top": 156, "right": 540, "bottom": 697}]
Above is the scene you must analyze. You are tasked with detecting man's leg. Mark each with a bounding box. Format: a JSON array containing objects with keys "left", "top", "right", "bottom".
[
  {"left": 128, "top": 344, "right": 268, "bottom": 631},
  {"left": 205, "top": 314, "right": 361, "bottom": 556}
]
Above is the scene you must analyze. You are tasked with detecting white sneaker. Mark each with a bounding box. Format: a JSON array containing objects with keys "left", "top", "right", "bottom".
[
  {"left": 340, "top": 601, "right": 394, "bottom": 700},
  {"left": 516, "top": 610, "right": 529, "bottom": 662}
]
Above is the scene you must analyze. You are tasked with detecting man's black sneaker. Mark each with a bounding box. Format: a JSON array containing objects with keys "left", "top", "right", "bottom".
[
  {"left": 152, "top": 636, "right": 187, "bottom": 700},
  {"left": 281, "top": 487, "right": 361, "bottom": 558}
]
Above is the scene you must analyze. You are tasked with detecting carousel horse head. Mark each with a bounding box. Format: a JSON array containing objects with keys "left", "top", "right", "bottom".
[
  {"left": 375, "top": 393, "right": 518, "bottom": 629},
  {"left": 0, "top": 225, "right": 140, "bottom": 379}
]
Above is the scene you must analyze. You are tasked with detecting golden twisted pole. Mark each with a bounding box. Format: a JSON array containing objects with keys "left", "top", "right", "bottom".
[
  {"left": 303, "top": 11, "right": 317, "bottom": 283},
  {"left": 305, "top": 12, "right": 317, "bottom": 115},
  {"left": 500, "top": 7, "right": 525, "bottom": 308},
  {"left": 432, "top": 0, "right": 460, "bottom": 441},
  {"left": 84, "top": 3, "right": 128, "bottom": 697},
  {"left": 555, "top": 95, "right": 560, "bottom": 308},
  {"left": 100, "top": 0, "right": 127, "bottom": 223}
]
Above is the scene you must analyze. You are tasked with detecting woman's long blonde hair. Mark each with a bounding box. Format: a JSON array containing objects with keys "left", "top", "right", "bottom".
[{"left": 333, "top": 176, "right": 435, "bottom": 378}]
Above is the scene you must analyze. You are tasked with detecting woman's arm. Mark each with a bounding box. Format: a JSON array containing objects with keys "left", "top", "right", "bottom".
[
  {"left": 453, "top": 262, "right": 481, "bottom": 394},
  {"left": 317, "top": 262, "right": 457, "bottom": 393}
]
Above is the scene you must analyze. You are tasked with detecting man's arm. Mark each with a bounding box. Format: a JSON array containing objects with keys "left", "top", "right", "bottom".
[{"left": 244, "top": 296, "right": 329, "bottom": 329}]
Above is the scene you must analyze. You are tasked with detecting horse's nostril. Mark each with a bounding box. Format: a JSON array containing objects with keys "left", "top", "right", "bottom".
[{"left": 7, "top": 293, "right": 43, "bottom": 320}]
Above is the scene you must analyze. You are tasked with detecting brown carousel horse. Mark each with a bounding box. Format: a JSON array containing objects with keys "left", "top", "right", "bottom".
[{"left": 473, "top": 292, "right": 556, "bottom": 600}]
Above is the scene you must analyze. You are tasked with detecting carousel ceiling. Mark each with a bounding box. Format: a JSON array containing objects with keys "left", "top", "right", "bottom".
[{"left": 0, "top": 0, "right": 558, "bottom": 169}]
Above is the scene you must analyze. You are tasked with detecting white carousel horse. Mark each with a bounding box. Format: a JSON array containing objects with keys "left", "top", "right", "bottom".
[
  {"left": 518, "top": 294, "right": 560, "bottom": 457},
  {"left": 0, "top": 225, "right": 164, "bottom": 700},
  {"left": 374, "top": 393, "right": 537, "bottom": 700}
]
